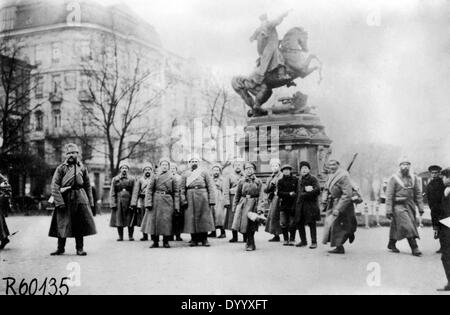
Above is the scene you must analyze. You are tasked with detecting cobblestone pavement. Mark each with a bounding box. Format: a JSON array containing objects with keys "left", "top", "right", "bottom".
[{"left": 0, "top": 215, "right": 448, "bottom": 295}]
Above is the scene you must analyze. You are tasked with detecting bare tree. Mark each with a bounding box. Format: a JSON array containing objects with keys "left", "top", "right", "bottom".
[
  {"left": 0, "top": 35, "right": 45, "bottom": 195},
  {"left": 79, "top": 34, "right": 169, "bottom": 178}
]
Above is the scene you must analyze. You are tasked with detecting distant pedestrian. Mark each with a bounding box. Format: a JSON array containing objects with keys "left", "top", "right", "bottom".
[
  {"left": 142, "top": 158, "right": 179, "bottom": 249},
  {"left": 224, "top": 158, "right": 245, "bottom": 243}
]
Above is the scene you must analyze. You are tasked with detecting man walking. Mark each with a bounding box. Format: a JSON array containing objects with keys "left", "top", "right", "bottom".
[
  {"left": 49, "top": 143, "right": 97, "bottom": 256},
  {"left": 323, "top": 159, "right": 357, "bottom": 254},
  {"left": 386, "top": 157, "right": 424, "bottom": 257},
  {"left": 426, "top": 165, "right": 446, "bottom": 253},
  {"left": 265, "top": 158, "right": 283, "bottom": 242},
  {"left": 0, "top": 173, "right": 12, "bottom": 250}
]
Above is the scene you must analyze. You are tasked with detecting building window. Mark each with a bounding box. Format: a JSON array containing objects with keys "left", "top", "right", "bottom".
[
  {"left": 35, "top": 75, "right": 44, "bottom": 98},
  {"left": 64, "top": 72, "right": 76, "bottom": 90},
  {"left": 35, "top": 45, "right": 45, "bottom": 66},
  {"left": 35, "top": 111, "right": 44, "bottom": 131},
  {"left": 51, "top": 74, "right": 61, "bottom": 93},
  {"left": 80, "top": 41, "right": 91, "bottom": 60},
  {"left": 52, "top": 109, "right": 61, "bottom": 129},
  {"left": 0, "top": 7, "right": 17, "bottom": 31},
  {"left": 51, "top": 42, "right": 61, "bottom": 64}
]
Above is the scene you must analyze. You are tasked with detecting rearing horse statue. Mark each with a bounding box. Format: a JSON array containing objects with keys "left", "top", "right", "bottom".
[{"left": 232, "top": 27, "right": 322, "bottom": 117}]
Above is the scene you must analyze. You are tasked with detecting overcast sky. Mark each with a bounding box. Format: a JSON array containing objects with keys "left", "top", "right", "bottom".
[{"left": 97, "top": 0, "right": 449, "bottom": 165}]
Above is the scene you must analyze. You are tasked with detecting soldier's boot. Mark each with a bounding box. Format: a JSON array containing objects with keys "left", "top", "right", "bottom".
[
  {"left": 0, "top": 237, "right": 10, "bottom": 250},
  {"left": 388, "top": 239, "right": 400, "bottom": 253},
  {"left": 128, "top": 227, "right": 134, "bottom": 241},
  {"left": 268, "top": 235, "right": 280, "bottom": 242},
  {"left": 328, "top": 246, "right": 345, "bottom": 255},
  {"left": 242, "top": 233, "right": 248, "bottom": 243},
  {"left": 282, "top": 229, "right": 290, "bottom": 246},
  {"left": 140, "top": 233, "right": 149, "bottom": 241},
  {"left": 76, "top": 237, "right": 87, "bottom": 256},
  {"left": 163, "top": 236, "right": 171, "bottom": 249},
  {"left": 289, "top": 229, "right": 296, "bottom": 244},
  {"left": 150, "top": 235, "right": 159, "bottom": 248},
  {"left": 208, "top": 230, "right": 217, "bottom": 238},
  {"left": 190, "top": 234, "right": 199, "bottom": 247},
  {"left": 201, "top": 233, "right": 211, "bottom": 247},
  {"left": 117, "top": 227, "right": 124, "bottom": 242},
  {"left": 218, "top": 228, "right": 226, "bottom": 239},
  {"left": 175, "top": 234, "right": 183, "bottom": 242},
  {"left": 408, "top": 238, "right": 422, "bottom": 257},
  {"left": 246, "top": 233, "right": 256, "bottom": 251},
  {"left": 229, "top": 230, "right": 238, "bottom": 243},
  {"left": 51, "top": 238, "right": 66, "bottom": 256}
]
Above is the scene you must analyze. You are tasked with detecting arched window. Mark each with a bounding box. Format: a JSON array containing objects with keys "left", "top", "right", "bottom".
[{"left": 35, "top": 110, "right": 44, "bottom": 131}]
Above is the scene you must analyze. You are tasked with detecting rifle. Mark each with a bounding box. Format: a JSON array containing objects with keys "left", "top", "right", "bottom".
[{"left": 347, "top": 153, "right": 359, "bottom": 173}]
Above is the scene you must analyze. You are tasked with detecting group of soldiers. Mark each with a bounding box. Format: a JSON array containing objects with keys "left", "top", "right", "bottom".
[{"left": 0, "top": 143, "right": 449, "bottom": 291}]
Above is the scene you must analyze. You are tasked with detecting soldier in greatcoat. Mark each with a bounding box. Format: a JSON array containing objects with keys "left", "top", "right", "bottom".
[
  {"left": 171, "top": 163, "right": 184, "bottom": 241},
  {"left": 426, "top": 165, "right": 446, "bottom": 253},
  {"left": 232, "top": 162, "right": 265, "bottom": 251},
  {"left": 110, "top": 161, "right": 136, "bottom": 241},
  {"left": 180, "top": 156, "right": 216, "bottom": 247},
  {"left": 131, "top": 163, "right": 154, "bottom": 241},
  {"left": 386, "top": 157, "right": 424, "bottom": 257},
  {"left": 208, "top": 164, "right": 227, "bottom": 239},
  {"left": 142, "top": 158, "right": 180, "bottom": 248},
  {"left": 224, "top": 158, "right": 245, "bottom": 243},
  {"left": 322, "top": 159, "right": 357, "bottom": 255},
  {"left": 264, "top": 158, "right": 283, "bottom": 242},
  {"left": 0, "top": 173, "right": 12, "bottom": 250},
  {"left": 48, "top": 143, "right": 97, "bottom": 256}
]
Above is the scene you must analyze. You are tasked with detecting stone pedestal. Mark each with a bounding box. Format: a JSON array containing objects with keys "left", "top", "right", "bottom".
[{"left": 238, "top": 112, "right": 332, "bottom": 182}]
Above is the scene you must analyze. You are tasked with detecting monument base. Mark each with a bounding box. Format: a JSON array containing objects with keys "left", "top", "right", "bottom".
[{"left": 238, "top": 112, "right": 332, "bottom": 183}]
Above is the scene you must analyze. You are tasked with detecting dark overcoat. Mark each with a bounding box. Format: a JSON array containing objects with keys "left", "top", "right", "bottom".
[
  {"left": 426, "top": 177, "right": 446, "bottom": 228},
  {"left": 295, "top": 174, "right": 321, "bottom": 225},
  {"left": 49, "top": 161, "right": 97, "bottom": 238},
  {"left": 109, "top": 175, "right": 135, "bottom": 228}
]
